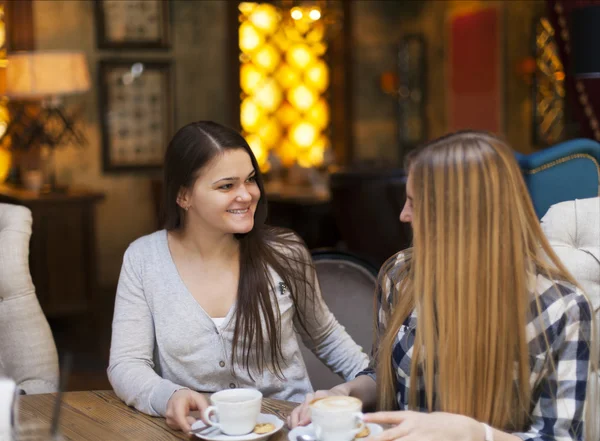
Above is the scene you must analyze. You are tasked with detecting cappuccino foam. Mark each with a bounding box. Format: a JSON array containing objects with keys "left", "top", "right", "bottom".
[{"left": 311, "top": 396, "right": 362, "bottom": 411}]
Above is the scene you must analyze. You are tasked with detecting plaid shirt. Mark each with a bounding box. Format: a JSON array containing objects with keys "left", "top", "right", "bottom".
[{"left": 357, "top": 252, "right": 594, "bottom": 441}]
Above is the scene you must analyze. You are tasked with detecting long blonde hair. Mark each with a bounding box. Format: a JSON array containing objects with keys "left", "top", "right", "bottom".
[{"left": 376, "top": 131, "right": 598, "bottom": 437}]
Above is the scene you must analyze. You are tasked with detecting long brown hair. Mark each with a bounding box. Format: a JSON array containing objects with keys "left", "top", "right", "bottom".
[
  {"left": 162, "top": 121, "right": 314, "bottom": 378},
  {"left": 376, "top": 131, "right": 598, "bottom": 437}
]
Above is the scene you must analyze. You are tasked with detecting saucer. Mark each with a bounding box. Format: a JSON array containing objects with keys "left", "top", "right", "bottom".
[
  {"left": 192, "top": 413, "right": 284, "bottom": 441},
  {"left": 288, "top": 423, "right": 384, "bottom": 441}
]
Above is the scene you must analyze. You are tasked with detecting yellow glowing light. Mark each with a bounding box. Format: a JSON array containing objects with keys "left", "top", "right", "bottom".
[
  {"left": 288, "top": 84, "right": 317, "bottom": 111},
  {"left": 290, "top": 121, "right": 318, "bottom": 149},
  {"left": 239, "top": 2, "right": 257, "bottom": 16},
  {"left": 240, "top": 64, "right": 265, "bottom": 94},
  {"left": 254, "top": 79, "right": 283, "bottom": 112},
  {"left": 0, "top": 147, "right": 10, "bottom": 183},
  {"left": 0, "top": 104, "right": 8, "bottom": 137},
  {"left": 275, "top": 63, "right": 299, "bottom": 90},
  {"left": 291, "top": 7, "right": 303, "bottom": 20},
  {"left": 306, "top": 98, "right": 330, "bottom": 129},
  {"left": 280, "top": 139, "right": 298, "bottom": 167},
  {"left": 246, "top": 134, "right": 269, "bottom": 170},
  {"left": 306, "top": 24, "right": 325, "bottom": 44},
  {"left": 308, "top": 144, "right": 325, "bottom": 166},
  {"left": 239, "top": 22, "right": 264, "bottom": 54},
  {"left": 297, "top": 136, "right": 327, "bottom": 168},
  {"left": 257, "top": 118, "right": 282, "bottom": 148},
  {"left": 283, "top": 26, "right": 303, "bottom": 43},
  {"left": 249, "top": 4, "right": 279, "bottom": 35},
  {"left": 241, "top": 99, "right": 262, "bottom": 132},
  {"left": 238, "top": 2, "right": 331, "bottom": 169},
  {"left": 275, "top": 102, "right": 300, "bottom": 128},
  {"left": 287, "top": 44, "right": 314, "bottom": 70},
  {"left": 311, "top": 41, "right": 327, "bottom": 57},
  {"left": 253, "top": 44, "right": 281, "bottom": 73},
  {"left": 292, "top": 18, "right": 312, "bottom": 36},
  {"left": 271, "top": 29, "right": 291, "bottom": 52},
  {"left": 305, "top": 60, "right": 329, "bottom": 92}
]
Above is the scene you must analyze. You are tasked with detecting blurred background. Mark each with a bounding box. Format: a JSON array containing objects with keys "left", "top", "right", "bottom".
[{"left": 0, "top": 0, "right": 598, "bottom": 390}]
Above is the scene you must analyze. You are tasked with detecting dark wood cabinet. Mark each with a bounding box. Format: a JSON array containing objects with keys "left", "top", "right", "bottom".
[{"left": 0, "top": 185, "right": 104, "bottom": 317}]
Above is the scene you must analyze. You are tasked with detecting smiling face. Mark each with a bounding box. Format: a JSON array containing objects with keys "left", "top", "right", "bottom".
[{"left": 178, "top": 148, "right": 261, "bottom": 235}]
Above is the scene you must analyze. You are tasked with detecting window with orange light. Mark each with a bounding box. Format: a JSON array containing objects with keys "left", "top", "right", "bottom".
[{"left": 238, "top": 2, "right": 330, "bottom": 173}]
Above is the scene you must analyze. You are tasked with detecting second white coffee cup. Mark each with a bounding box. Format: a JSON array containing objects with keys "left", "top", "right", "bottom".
[
  {"left": 203, "top": 388, "right": 263, "bottom": 435},
  {"left": 309, "top": 396, "right": 365, "bottom": 441}
]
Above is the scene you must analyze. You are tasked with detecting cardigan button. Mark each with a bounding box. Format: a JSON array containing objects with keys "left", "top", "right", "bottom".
[
  {"left": 219, "top": 361, "right": 225, "bottom": 368},
  {"left": 229, "top": 383, "right": 236, "bottom": 389}
]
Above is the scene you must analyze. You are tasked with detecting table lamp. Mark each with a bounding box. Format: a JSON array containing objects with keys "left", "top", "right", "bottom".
[{"left": 1, "top": 51, "right": 90, "bottom": 191}]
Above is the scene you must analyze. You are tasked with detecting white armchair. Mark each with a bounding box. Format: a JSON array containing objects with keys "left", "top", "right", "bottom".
[
  {"left": 0, "top": 203, "right": 59, "bottom": 394},
  {"left": 541, "top": 197, "right": 600, "bottom": 315},
  {"left": 541, "top": 197, "right": 600, "bottom": 431}
]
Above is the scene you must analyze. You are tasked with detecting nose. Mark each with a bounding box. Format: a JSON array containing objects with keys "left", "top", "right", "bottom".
[
  {"left": 399, "top": 204, "right": 411, "bottom": 224},
  {"left": 236, "top": 185, "right": 252, "bottom": 202}
]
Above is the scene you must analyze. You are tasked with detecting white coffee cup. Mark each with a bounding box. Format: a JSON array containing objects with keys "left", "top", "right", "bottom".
[
  {"left": 203, "top": 388, "right": 262, "bottom": 436},
  {"left": 309, "top": 396, "right": 365, "bottom": 441}
]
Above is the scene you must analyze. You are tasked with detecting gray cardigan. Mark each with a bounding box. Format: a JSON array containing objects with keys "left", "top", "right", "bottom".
[
  {"left": 108, "top": 230, "right": 369, "bottom": 417},
  {"left": 0, "top": 204, "right": 59, "bottom": 394}
]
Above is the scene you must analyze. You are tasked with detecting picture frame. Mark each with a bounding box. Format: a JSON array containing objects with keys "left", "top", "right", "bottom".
[
  {"left": 98, "top": 59, "right": 174, "bottom": 172},
  {"left": 397, "top": 33, "right": 427, "bottom": 159},
  {"left": 94, "top": 0, "right": 171, "bottom": 49}
]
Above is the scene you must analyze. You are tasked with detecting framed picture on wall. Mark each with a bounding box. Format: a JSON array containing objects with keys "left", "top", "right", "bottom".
[
  {"left": 94, "top": 0, "right": 171, "bottom": 49},
  {"left": 398, "top": 33, "right": 427, "bottom": 159},
  {"left": 98, "top": 59, "right": 174, "bottom": 172}
]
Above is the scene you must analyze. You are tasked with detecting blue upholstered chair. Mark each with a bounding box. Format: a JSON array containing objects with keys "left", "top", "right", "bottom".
[{"left": 515, "top": 139, "right": 600, "bottom": 219}]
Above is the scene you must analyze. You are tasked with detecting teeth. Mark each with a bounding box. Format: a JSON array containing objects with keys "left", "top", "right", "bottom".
[{"left": 227, "top": 209, "right": 249, "bottom": 214}]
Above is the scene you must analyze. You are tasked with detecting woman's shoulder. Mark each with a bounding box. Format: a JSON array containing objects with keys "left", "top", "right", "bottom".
[
  {"left": 379, "top": 249, "right": 412, "bottom": 282},
  {"left": 533, "top": 273, "right": 589, "bottom": 313},
  {"left": 124, "top": 230, "right": 167, "bottom": 260},
  {"left": 529, "top": 273, "right": 593, "bottom": 342}
]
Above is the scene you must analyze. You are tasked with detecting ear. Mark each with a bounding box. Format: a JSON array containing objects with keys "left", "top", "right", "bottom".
[{"left": 176, "top": 186, "right": 190, "bottom": 210}]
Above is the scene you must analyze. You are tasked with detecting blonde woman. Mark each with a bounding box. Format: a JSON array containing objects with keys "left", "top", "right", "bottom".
[{"left": 290, "top": 131, "right": 598, "bottom": 441}]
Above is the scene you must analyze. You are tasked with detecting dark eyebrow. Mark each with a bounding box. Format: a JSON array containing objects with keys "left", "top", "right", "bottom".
[
  {"left": 212, "top": 177, "right": 239, "bottom": 185},
  {"left": 407, "top": 195, "right": 414, "bottom": 201},
  {"left": 212, "top": 170, "right": 256, "bottom": 185}
]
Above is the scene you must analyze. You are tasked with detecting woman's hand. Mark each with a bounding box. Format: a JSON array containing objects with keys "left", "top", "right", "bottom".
[
  {"left": 364, "top": 411, "right": 484, "bottom": 441},
  {"left": 287, "top": 384, "right": 352, "bottom": 429},
  {"left": 165, "top": 389, "right": 210, "bottom": 433}
]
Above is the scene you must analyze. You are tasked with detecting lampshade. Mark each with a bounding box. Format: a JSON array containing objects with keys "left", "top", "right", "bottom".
[
  {"left": 570, "top": 5, "right": 600, "bottom": 79},
  {"left": 5, "top": 51, "right": 91, "bottom": 99}
]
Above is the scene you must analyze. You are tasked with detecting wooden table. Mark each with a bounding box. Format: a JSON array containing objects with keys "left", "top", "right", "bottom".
[{"left": 18, "top": 390, "right": 296, "bottom": 441}]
